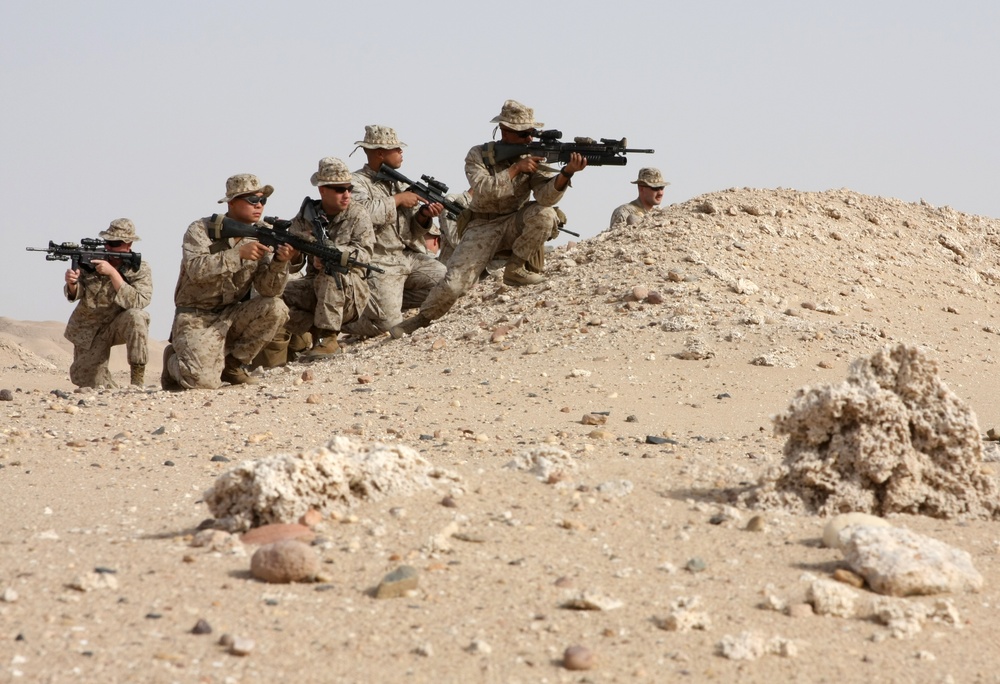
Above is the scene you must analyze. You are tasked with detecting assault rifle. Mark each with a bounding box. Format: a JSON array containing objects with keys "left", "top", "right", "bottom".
[
  {"left": 207, "top": 214, "right": 384, "bottom": 278},
  {"left": 374, "top": 164, "right": 466, "bottom": 218},
  {"left": 487, "top": 129, "right": 653, "bottom": 167},
  {"left": 26, "top": 238, "right": 142, "bottom": 273}
]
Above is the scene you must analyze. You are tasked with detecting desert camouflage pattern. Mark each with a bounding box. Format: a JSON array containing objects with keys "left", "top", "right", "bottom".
[
  {"left": 418, "top": 144, "right": 565, "bottom": 321},
  {"left": 437, "top": 190, "right": 472, "bottom": 264},
  {"left": 166, "top": 217, "right": 290, "bottom": 389},
  {"left": 64, "top": 261, "right": 152, "bottom": 388},
  {"left": 609, "top": 199, "right": 647, "bottom": 228},
  {"left": 282, "top": 198, "right": 374, "bottom": 333},
  {"left": 345, "top": 165, "right": 446, "bottom": 334}
]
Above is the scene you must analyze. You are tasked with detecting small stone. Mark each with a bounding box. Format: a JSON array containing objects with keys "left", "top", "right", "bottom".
[
  {"left": 630, "top": 286, "right": 649, "bottom": 301},
  {"left": 301, "top": 369, "right": 314, "bottom": 382},
  {"left": 645, "top": 291, "right": 664, "bottom": 304},
  {"left": 581, "top": 413, "right": 607, "bottom": 425},
  {"left": 645, "top": 435, "right": 669, "bottom": 445},
  {"left": 299, "top": 510, "right": 323, "bottom": 527},
  {"left": 376, "top": 565, "right": 419, "bottom": 599},
  {"left": 625, "top": 415, "right": 638, "bottom": 423},
  {"left": 822, "top": 513, "right": 892, "bottom": 549},
  {"left": 0, "top": 389, "right": 13, "bottom": 401},
  {"left": 745, "top": 515, "right": 766, "bottom": 532},
  {"left": 466, "top": 639, "right": 492, "bottom": 655},
  {"left": 588, "top": 429, "right": 614, "bottom": 440},
  {"left": 249, "top": 540, "right": 320, "bottom": 584},
  {"left": 191, "top": 619, "right": 213, "bottom": 635},
  {"left": 833, "top": 568, "right": 865, "bottom": 588},
  {"left": 229, "top": 637, "right": 255, "bottom": 656},
  {"left": 218, "top": 634, "right": 234, "bottom": 647},
  {"left": 305, "top": 394, "right": 322, "bottom": 404},
  {"left": 563, "top": 645, "right": 596, "bottom": 671},
  {"left": 440, "top": 496, "right": 458, "bottom": 508},
  {"left": 357, "top": 375, "right": 373, "bottom": 384},
  {"left": 210, "top": 455, "right": 230, "bottom": 462},
  {"left": 431, "top": 338, "right": 447, "bottom": 351},
  {"left": 685, "top": 557, "right": 707, "bottom": 573},
  {"left": 1, "top": 588, "right": 19, "bottom": 603}
]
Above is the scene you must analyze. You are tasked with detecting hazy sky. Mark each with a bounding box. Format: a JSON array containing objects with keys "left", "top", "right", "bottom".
[{"left": 4, "top": 1, "right": 999, "bottom": 339}]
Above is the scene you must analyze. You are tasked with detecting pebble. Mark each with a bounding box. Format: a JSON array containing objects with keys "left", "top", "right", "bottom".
[
  {"left": 249, "top": 540, "right": 320, "bottom": 583},
  {"left": 786, "top": 603, "right": 814, "bottom": 619},
  {"left": 191, "top": 619, "right": 213, "bottom": 635},
  {"left": 431, "top": 338, "right": 447, "bottom": 351},
  {"left": 376, "top": 565, "right": 419, "bottom": 599},
  {"left": 588, "top": 429, "right": 614, "bottom": 440},
  {"left": 466, "top": 639, "right": 492, "bottom": 655},
  {"left": 305, "top": 394, "right": 322, "bottom": 404},
  {"left": 645, "top": 291, "right": 664, "bottom": 304},
  {"left": 2, "top": 588, "right": 18, "bottom": 603},
  {"left": 685, "top": 557, "right": 707, "bottom": 573},
  {"left": 440, "top": 496, "right": 458, "bottom": 508},
  {"left": 833, "top": 568, "right": 865, "bottom": 588},
  {"left": 745, "top": 515, "right": 766, "bottom": 532},
  {"left": 301, "top": 369, "right": 314, "bottom": 382},
  {"left": 631, "top": 286, "right": 649, "bottom": 301},
  {"left": 581, "top": 413, "right": 607, "bottom": 425},
  {"left": 298, "top": 510, "right": 323, "bottom": 527},
  {"left": 357, "top": 376, "right": 373, "bottom": 384},
  {"left": 645, "top": 435, "right": 671, "bottom": 445},
  {"left": 0, "top": 389, "right": 12, "bottom": 401},
  {"left": 563, "top": 645, "right": 596, "bottom": 671},
  {"left": 822, "top": 512, "right": 892, "bottom": 549},
  {"left": 229, "top": 637, "right": 255, "bottom": 656}
]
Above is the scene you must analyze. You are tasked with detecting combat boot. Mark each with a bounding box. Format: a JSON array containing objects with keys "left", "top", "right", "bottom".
[
  {"left": 251, "top": 330, "right": 290, "bottom": 369},
  {"left": 503, "top": 257, "right": 546, "bottom": 287},
  {"left": 160, "top": 345, "right": 182, "bottom": 391},
  {"left": 130, "top": 363, "right": 145, "bottom": 387},
  {"left": 389, "top": 314, "right": 431, "bottom": 339},
  {"left": 303, "top": 331, "right": 341, "bottom": 359},
  {"left": 221, "top": 354, "right": 258, "bottom": 385}
]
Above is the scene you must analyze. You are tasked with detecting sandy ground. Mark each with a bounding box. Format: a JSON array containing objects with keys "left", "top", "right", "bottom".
[{"left": 4, "top": 187, "right": 1000, "bottom": 683}]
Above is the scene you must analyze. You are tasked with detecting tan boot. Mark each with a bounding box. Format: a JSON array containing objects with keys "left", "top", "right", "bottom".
[
  {"left": 221, "top": 354, "right": 258, "bottom": 385},
  {"left": 503, "top": 257, "right": 546, "bottom": 286},
  {"left": 303, "top": 331, "right": 341, "bottom": 359},
  {"left": 160, "top": 345, "right": 182, "bottom": 391},
  {"left": 389, "top": 314, "right": 431, "bottom": 339},
  {"left": 130, "top": 364, "right": 145, "bottom": 387}
]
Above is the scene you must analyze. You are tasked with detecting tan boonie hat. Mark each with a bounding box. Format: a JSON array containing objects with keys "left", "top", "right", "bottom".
[
  {"left": 427, "top": 223, "right": 441, "bottom": 237},
  {"left": 490, "top": 99, "right": 543, "bottom": 132},
  {"left": 218, "top": 173, "right": 275, "bottom": 203},
  {"left": 631, "top": 167, "right": 669, "bottom": 188},
  {"left": 311, "top": 157, "right": 353, "bottom": 186},
  {"left": 353, "top": 125, "right": 407, "bottom": 151},
  {"left": 98, "top": 218, "right": 140, "bottom": 242}
]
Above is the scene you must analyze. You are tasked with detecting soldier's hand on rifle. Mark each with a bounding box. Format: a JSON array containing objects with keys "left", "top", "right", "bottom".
[
  {"left": 238, "top": 241, "right": 272, "bottom": 262},
  {"left": 417, "top": 202, "right": 443, "bottom": 226},
  {"left": 395, "top": 191, "right": 422, "bottom": 209},
  {"left": 510, "top": 155, "right": 546, "bottom": 178},
  {"left": 274, "top": 244, "right": 298, "bottom": 263},
  {"left": 563, "top": 152, "right": 588, "bottom": 175},
  {"left": 65, "top": 268, "right": 80, "bottom": 287},
  {"left": 90, "top": 259, "right": 125, "bottom": 290}
]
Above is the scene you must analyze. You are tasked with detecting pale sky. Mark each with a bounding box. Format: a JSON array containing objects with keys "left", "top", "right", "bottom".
[{"left": 4, "top": 1, "right": 999, "bottom": 339}]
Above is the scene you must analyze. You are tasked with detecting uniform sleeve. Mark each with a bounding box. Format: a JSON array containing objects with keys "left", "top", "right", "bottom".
[
  {"left": 609, "top": 204, "right": 629, "bottom": 229},
  {"left": 350, "top": 209, "right": 375, "bottom": 262},
  {"left": 114, "top": 262, "right": 153, "bottom": 310},
  {"left": 529, "top": 168, "right": 564, "bottom": 208},
  {"left": 352, "top": 172, "right": 397, "bottom": 230},
  {"left": 180, "top": 220, "right": 244, "bottom": 284},
  {"left": 465, "top": 146, "right": 514, "bottom": 203},
  {"left": 252, "top": 255, "right": 290, "bottom": 297}
]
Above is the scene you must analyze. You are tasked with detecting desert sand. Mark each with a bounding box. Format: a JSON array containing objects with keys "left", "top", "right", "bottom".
[{"left": 4, "top": 187, "right": 1000, "bottom": 683}]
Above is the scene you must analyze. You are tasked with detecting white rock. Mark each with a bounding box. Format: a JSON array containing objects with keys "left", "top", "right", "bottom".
[
  {"left": 807, "top": 578, "right": 858, "bottom": 618},
  {"left": 841, "top": 526, "right": 982, "bottom": 596},
  {"left": 822, "top": 513, "right": 892, "bottom": 549}
]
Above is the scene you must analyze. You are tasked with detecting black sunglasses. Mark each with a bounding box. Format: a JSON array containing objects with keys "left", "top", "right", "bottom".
[
  {"left": 323, "top": 185, "right": 354, "bottom": 194},
  {"left": 242, "top": 195, "right": 268, "bottom": 206},
  {"left": 104, "top": 240, "right": 125, "bottom": 248}
]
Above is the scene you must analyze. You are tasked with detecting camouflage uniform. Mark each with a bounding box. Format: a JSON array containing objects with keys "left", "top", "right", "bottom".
[
  {"left": 609, "top": 199, "right": 647, "bottom": 228},
  {"left": 65, "top": 260, "right": 152, "bottom": 388},
  {"left": 417, "top": 144, "right": 565, "bottom": 322},
  {"left": 343, "top": 165, "right": 446, "bottom": 335},
  {"left": 437, "top": 190, "right": 472, "bottom": 264},
  {"left": 282, "top": 197, "right": 374, "bottom": 335},
  {"left": 166, "top": 217, "right": 290, "bottom": 389}
]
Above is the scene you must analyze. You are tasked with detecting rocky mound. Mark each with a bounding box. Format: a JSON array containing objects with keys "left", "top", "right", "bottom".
[
  {"left": 741, "top": 343, "right": 1000, "bottom": 519},
  {"left": 204, "top": 436, "right": 460, "bottom": 532}
]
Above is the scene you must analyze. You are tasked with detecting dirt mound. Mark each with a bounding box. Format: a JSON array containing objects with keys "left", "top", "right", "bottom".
[{"left": 741, "top": 343, "right": 1000, "bottom": 519}]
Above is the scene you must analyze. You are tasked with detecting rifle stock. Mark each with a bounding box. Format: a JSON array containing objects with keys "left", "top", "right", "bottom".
[{"left": 208, "top": 215, "right": 384, "bottom": 277}]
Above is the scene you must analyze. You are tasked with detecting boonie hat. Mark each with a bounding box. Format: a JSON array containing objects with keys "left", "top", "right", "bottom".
[
  {"left": 427, "top": 224, "right": 441, "bottom": 237},
  {"left": 631, "top": 167, "right": 669, "bottom": 188},
  {"left": 490, "top": 99, "right": 543, "bottom": 132},
  {"left": 218, "top": 173, "right": 275, "bottom": 203},
  {"left": 311, "top": 157, "right": 353, "bottom": 186},
  {"left": 353, "top": 125, "right": 407, "bottom": 151},
  {"left": 98, "top": 218, "right": 140, "bottom": 242}
]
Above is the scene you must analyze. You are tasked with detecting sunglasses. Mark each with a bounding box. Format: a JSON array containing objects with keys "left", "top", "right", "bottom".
[
  {"left": 242, "top": 195, "right": 268, "bottom": 206},
  {"left": 104, "top": 240, "right": 125, "bottom": 248},
  {"left": 323, "top": 185, "right": 353, "bottom": 194}
]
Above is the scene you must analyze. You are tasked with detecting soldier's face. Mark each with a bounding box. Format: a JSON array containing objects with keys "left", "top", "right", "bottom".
[
  {"left": 319, "top": 184, "right": 352, "bottom": 214},
  {"left": 104, "top": 240, "right": 132, "bottom": 253},
  {"left": 381, "top": 147, "right": 404, "bottom": 169},
  {"left": 229, "top": 193, "right": 265, "bottom": 223},
  {"left": 638, "top": 184, "right": 665, "bottom": 207}
]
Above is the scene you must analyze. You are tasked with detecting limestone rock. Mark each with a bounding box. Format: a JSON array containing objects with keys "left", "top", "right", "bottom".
[{"left": 841, "top": 526, "right": 982, "bottom": 596}]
